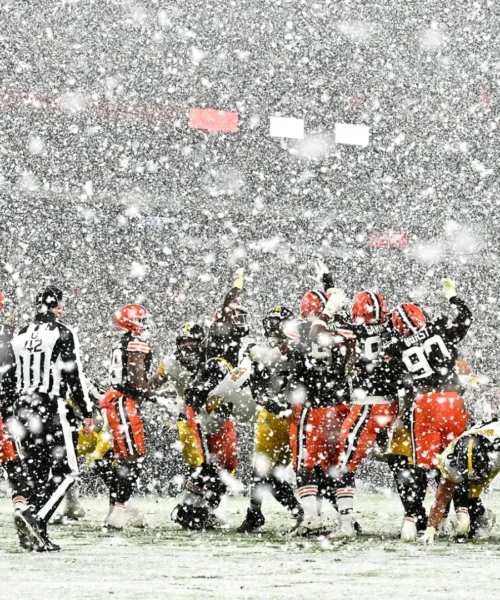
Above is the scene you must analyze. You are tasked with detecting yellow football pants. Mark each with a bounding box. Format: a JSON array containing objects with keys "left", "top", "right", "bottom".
[{"left": 253, "top": 408, "right": 292, "bottom": 474}]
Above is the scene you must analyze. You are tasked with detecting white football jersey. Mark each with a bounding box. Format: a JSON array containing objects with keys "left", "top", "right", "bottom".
[{"left": 157, "top": 354, "right": 196, "bottom": 411}]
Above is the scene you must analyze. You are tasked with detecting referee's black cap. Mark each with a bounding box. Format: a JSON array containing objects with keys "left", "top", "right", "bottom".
[{"left": 36, "top": 286, "right": 64, "bottom": 311}]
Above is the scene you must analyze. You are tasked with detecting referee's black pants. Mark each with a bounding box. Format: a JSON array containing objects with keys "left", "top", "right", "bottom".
[{"left": 16, "top": 393, "right": 79, "bottom": 525}]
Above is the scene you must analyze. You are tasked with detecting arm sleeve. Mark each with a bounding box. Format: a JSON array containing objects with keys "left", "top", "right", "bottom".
[
  {"left": 86, "top": 377, "right": 105, "bottom": 406},
  {"left": 321, "top": 271, "right": 335, "bottom": 292},
  {"left": 59, "top": 327, "right": 93, "bottom": 418},
  {"left": 0, "top": 341, "right": 17, "bottom": 419},
  {"left": 447, "top": 296, "right": 473, "bottom": 342},
  {"left": 220, "top": 286, "right": 243, "bottom": 321},
  {"left": 310, "top": 317, "right": 356, "bottom": 347}
]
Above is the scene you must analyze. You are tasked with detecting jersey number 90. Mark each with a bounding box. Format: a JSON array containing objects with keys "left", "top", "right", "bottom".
[{"left": 402, "top": 335, "right": 451, "bottom": 380}]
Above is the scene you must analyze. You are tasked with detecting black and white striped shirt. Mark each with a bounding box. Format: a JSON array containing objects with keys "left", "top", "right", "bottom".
[{"left": 11, "top": 312, "right": 92, "bottom": 418}]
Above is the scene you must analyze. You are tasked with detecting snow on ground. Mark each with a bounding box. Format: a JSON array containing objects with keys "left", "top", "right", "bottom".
[{"left": 2, "top": 494, "right": 500, "bottom": 600}]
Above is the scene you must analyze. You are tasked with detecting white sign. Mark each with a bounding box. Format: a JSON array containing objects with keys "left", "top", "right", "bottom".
[
  {"left": 335, "top": 123, "right": 370, "bottom": 147},
  {"left": 270, "top": 116, "right": 305, "bottom": 139}
]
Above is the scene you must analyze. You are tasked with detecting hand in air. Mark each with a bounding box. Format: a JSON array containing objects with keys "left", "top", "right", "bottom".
[
  {"left": 233, "top": 268, "right": 245, "bottom": 290},
  {"left": 441, "top": 278, "right": 456, "bottom": 300},
  {"left": 324, "top": 288, "right": 346, "bottom": 317}
]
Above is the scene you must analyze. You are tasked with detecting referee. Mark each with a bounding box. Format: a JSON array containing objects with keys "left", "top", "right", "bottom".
[{"left": 11, "top": 286, "right": 94, "bottom": 551}]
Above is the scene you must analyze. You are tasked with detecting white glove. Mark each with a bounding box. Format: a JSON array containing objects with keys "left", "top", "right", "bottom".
[
  {"left": 323, "top": 288, "right": 346, "bottom": 317},
  {"left": 421, "top": 526, "right": 436, "bottom": 545},
  {"left": 233, "top": 268, "right": 245, "bottom": 290},
  {"left": 441, "top": 278, "right": 456, "bottom": 300}
]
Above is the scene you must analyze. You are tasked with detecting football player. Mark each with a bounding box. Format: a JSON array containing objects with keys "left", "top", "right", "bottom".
[
  {"left": 387, "top": 358, "right": 477, "bottom": 541},
  {"left": 387, "top": 279, "right": 472, "bottom": 538},
  {"left": 422, "top": 419, "right": 500, "bottom": 544},
  {"left": 151, "top": 322, "right": 206, "bottom": 471},
  {"left": 322, "top": 291, "right": 399, "bottom": 538},
  {"left": 99, "top": 304, "right": 154, "bottom": 529},
  {"left": 237, "top": 306, "right": 304, "bottom": 533},
  {"left": 10, "top": 286, "right": 94, "bottom": 551},
  {"left": 285, "top": 288, "right": 352, "bottom": 535},
  {"left": 386, "top": 398, "right": 430, "bottom": 540},
  {"left": 171, "top": 270, "right": 246, "bottom": 530}
]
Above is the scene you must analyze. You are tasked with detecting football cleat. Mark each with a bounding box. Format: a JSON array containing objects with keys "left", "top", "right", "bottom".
[
  {"left": 291, "top": 504, "right": 305, "bottom": 529},
  {"left": 400, "top": 517, "right": 418, "bottom": 542},
  {"left": 438, "top": 516, "right": 455, "bottom": 537},
  {"left": 472, "top": 509, "right": 496, "bottom": 539},
  {"left": 204, "top": 512, "right": 228, "bottom": 530},
  {"left": 237, "top": 508, "right": 265, "bottom": 533},
  {"left": 328, "top": 512, "right": 357, "bottom": 540},
  {"left": 455, "top": 509, "right": 470, "bottom": 538},
  {"left": 104, "top": 503, "right": 128, "bottom": 530},
  {"left": 37, "top": 522, "right": 61, "bottom": 553},
  {"left": 125, "top": 503, "right": 146, "bottom": 528},
  {"left": 292, "top": 516, "right": 328, "bottom": 537},
  {"left": 13, "top": 509, "right": 46, "bottom": 552},
  {"left": 63, "top": 500, "right": 86, "bottom": 521}
]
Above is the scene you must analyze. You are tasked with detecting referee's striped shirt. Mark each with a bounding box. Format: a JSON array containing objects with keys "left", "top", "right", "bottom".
[{"left": 11, "top": 312, "right": 92, "bottom": 417}]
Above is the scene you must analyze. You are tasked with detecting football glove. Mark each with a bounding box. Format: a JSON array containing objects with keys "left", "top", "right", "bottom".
[
  {"left": 323, "top": 288, "right": 346, "bottom": 317},
  {"left": 314, "top": 260, "right": 334, "bottom": 291},
  {"left": 233, "top": 268, "right": 245, "bottom": 290},
  {"left": 421, "top": 526, "right": 436, "bottom": 545},
  {"left": 441, "top": 278, "right": 456, "bottom": 300}
]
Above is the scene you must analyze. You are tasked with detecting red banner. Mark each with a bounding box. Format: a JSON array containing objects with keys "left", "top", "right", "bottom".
[
  {"left": 189, "top": 108, "right": 239, "bottom": 133},
  {"left": 367, "top": 230, "right": 408, "bottom": 250}
]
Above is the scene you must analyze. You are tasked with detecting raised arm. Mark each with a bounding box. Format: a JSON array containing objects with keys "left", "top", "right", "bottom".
[
  {"left": 439, "top": 279, "right": 473, "bottom": 343},
  {"left": 220, "top": 269, "right": 245, "bottom": 321}
]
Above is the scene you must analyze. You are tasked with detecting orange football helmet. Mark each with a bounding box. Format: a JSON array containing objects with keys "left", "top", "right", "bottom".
[
  {"left": 352, "top": 291, "right": 387, "bottom": 325},
  {"left": 113, "top": 304, "right": 149, "bottom": 336},
  {"left": 392, "top": 303, "right": 427, "bottom": 337},
  {"left": 299, "top": 289, "right": 329, "bottom": 319},
  {"left": 0, "top": 290, "right": 4, "bottom": 312}
]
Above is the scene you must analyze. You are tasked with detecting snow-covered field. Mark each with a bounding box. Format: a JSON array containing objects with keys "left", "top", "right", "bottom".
[{"left": 2, "top": 494, "right": 500, "bottom": 600}]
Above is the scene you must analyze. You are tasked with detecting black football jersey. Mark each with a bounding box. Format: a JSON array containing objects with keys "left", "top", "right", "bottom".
[
  {"left": 385, "top": 297, "right": 472, "bottom": 393},
  {"left": 350, "top": 322, "right": 398, "bottom": 399},
  {"left": 109, "top": 331, "right": 152, "bottom": 400},
  {"left": 286, "top": 319, "right": 350, "bottom": 408}
]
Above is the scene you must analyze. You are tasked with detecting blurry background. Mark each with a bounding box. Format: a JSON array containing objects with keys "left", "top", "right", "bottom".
[{"left": 1, "top": 0, "right": 499, "bottom": 493}]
